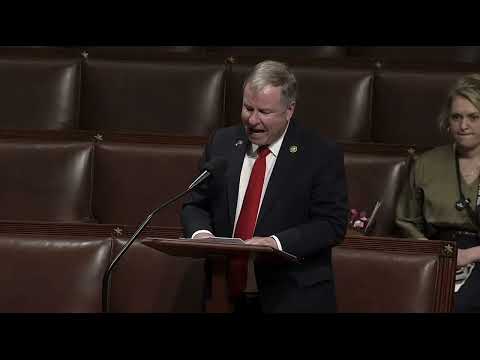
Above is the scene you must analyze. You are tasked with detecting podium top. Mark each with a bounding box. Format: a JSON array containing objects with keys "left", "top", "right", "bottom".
[{"left": 142, "top": 237, "right": 299, "bottom": 264}]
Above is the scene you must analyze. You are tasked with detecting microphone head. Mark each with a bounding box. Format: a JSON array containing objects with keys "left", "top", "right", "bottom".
[{"left": 204, "top": 157, "right": 227, "bottom": 176}]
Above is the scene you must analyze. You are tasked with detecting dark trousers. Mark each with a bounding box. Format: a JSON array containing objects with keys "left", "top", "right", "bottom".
[{"left": 260, "top": 277, "right": 337, "bottom": 313}]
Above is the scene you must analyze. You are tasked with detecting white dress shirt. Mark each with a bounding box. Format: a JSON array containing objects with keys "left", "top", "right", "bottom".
[{"left": 231, "top": 130, "right": 287, "bottom": 250}]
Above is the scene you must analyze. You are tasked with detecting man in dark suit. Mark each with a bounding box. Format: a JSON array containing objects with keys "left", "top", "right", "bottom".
[{"left": 181, "top": 60, "right": 348, "bottom": 313}]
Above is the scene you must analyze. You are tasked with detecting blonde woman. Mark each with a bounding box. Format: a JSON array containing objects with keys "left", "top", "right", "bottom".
[{"left": 396, "top": 74, "right": 480, "bottom": 312}]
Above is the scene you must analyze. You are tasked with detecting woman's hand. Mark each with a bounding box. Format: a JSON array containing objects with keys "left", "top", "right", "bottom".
[
  {"left": 457, "top": 248, "right": 472, "bottom": 267},
  {"left": 458, "top": 246, "right": 480, "bottom": 267}
]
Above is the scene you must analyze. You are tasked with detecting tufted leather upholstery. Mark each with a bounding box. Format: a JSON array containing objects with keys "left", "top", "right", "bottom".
[
  {"left": 0, "top": 139, "right": 95, "bottom": 222},
  {"left": 0, "top": 234, "right": 111, "bottom": 312},
  {"left": 349, "top": 46, "right": 480, "bottom": 64},
  {"left": 0, "top": 57, "right": 81, "bottom": 130},
  {"left": 93, "top": 141, "right": 203, "bottom": 227},
  {"left": 333, "top": 236, "right": 455, "bottom": 312},
  {"left": 109, "top": 237, "right": 204, "bottom": 312},
  {"left": 206, "top": 46, "right": 347, "bottom": 59},
  {"left": 344, "top": 144, "right": 412, "bottom": 236},
  {"left": 80, "top": 59, "right": 226, "bottom": 135},
  {"left": 372, "top": 66, "right": 468, "bottom": 147},
  {"left": 80, "top": 46, "right": 207, "bottom": 60}
]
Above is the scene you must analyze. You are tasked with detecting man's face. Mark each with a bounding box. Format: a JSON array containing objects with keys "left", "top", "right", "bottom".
[{"left": 241, "top": 83, "right": 295, "bottom": 146}]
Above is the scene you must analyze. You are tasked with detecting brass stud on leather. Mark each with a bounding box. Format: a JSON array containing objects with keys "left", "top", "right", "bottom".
[{"left": 443, "top": 244, "right": 454, "bottom": 257}]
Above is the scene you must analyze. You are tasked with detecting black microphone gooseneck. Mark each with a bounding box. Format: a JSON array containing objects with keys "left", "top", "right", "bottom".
[{"left": 101, "top": 157, "right": 226, "bottom": 313}]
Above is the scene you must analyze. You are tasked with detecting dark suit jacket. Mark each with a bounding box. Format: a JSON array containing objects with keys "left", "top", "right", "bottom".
[{"left": 181, "top": 121, "right": 348, "bottom": 312}]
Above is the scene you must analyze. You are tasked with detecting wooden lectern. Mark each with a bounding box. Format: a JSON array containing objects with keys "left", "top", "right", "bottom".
[{"left": 142, "top": 237, "right": 298, "bottom": 313}]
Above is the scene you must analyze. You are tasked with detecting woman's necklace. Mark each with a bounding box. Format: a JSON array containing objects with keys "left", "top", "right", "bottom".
[{"left": 459, "top": 158, "right": 480, "bottom": 184}]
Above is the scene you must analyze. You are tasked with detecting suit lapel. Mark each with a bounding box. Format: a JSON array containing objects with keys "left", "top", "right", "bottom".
[
  {"left": 256, "top": 122, "right": 301, "bottom": 227},
  {"left": 226, "top": 128, "right": 249, "bottom": 229}
]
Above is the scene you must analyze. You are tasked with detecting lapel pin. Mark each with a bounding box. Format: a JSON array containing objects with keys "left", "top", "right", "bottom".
[
  {"left": 289, "top": 145, "right": 298, "bottom": 153},
  {"left": 234, "top": 139, "right": 244, "bottom": 147}
]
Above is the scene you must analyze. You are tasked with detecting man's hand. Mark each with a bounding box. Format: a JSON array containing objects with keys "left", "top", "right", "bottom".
[{"left": 245, "top": 236, "right": 278, "bottom": 249}]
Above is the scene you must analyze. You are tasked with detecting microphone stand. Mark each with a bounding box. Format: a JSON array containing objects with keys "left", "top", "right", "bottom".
[{"left": 102, "top": 187, "right": 193, "bottom": 313}]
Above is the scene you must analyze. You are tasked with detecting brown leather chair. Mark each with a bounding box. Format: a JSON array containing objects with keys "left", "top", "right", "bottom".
[
  {"left": 333, "top": 236, "right": 456, "bottom": 312},
  {"left": 372, "top": 65, "right": 475, "bottom": 147},
  {"left": 0, "top": 46, "right": 81, "bottom": 58},
  {"left": 349, "top": 46, "right": 480, "bottom": 64},
  {"left": 206, "top": 46, "right": 347, "bottom": 60},
  {"left": 80, "top": 59, "right": 227, "bottom": 135},
  {"left": 0, "top": 234, "right": 111, "bottom": 312},
  {"left": 93, "top": 141, "right": 203, "bottom": 227},
  {"left": 0, "top": 139, "right": 95, "bottom": 222},
  {"left": 0, "top": 57, "right": 81, "bottom": 130},
  {"left": 343, "top": 143, "right": 413, "bottom": 236},
  {"left": 80, "top": 46, "right": 208, "bottom": 60},
  {"left": 226, "top": 60, "right": 375, "bottom": 142},
  {"left": 109, "top": 236, "right": 205, "bottom": 312}
]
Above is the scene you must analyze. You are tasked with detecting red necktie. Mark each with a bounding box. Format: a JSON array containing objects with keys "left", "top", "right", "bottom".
[{"left": 228, "top": 146, "right": 270, "bottom": 298}]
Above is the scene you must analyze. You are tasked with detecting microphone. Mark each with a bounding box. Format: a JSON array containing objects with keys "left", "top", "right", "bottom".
[
  {"left": 188, "top": 157, "right": 227, "bottom": 190},
  {"left": 101, "top": 157, "right": 227, "bottom": 312}
]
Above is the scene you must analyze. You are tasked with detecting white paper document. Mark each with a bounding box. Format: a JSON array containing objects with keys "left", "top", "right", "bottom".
[
  {"left": 182, "top": 236, "right": 246, "bottom": 245},
  {"left": 182, "top": 237, "right": 298, "bottom": 262}
]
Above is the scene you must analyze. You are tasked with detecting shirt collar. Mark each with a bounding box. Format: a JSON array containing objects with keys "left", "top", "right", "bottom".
[{"left": 250, "top": 121, "right": 290, "bottom": 158}]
